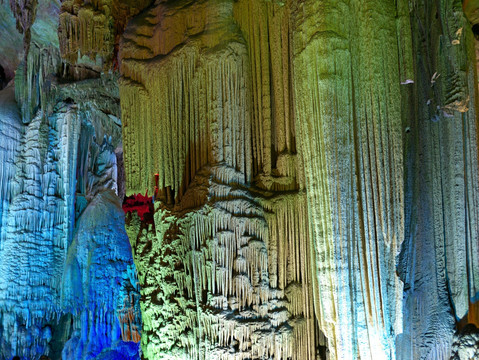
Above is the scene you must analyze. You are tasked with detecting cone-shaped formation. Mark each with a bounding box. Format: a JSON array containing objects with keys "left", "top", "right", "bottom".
[
  {"left": 2, "top": 0, "right": 479, "bottom": 358},
  {"left": 397, "top": 1, "right": 479, "bottom": 358},
  {"left": 292, "top": 1, "right": 407, "bottom": 357},
  {"left": 119, "top": 0, "right": 479, "bottom": 359},
  {"left": 0, "top": 72, "right": 141, "bottom": 359},
  {"left": 120, "top": 0, "right": 324, "bottom": 359}
]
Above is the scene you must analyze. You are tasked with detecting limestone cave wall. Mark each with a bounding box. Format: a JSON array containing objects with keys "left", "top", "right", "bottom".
[{"left": 1, "top": 0, "right": 479, "bottom": 359}]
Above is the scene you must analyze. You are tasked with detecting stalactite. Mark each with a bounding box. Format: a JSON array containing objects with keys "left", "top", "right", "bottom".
[
  {"left": 58, "top": 0, "right": 152, "bottom": 70},
  {"left": 14, "top": 43, "right": 61, "bottom": 124},
  {"left": 261, "top": 193, "right": 319, "bottom": 360},
  {"left": 121, "top": 0, "right": 324, "bottom": 358},
  {"left": 292, "top": 0, "right": 407, "bottom": 358},
  {"left": 126, "top": 172, "right": 312, "bottom": 359},
  {"left": 0, "top": 73, "right": 141, "bottom": 359},
  {"left": 398, "top": 1, "right": 479, "bottom": 359},
  {"left": 3, "top": 0, "right": 479, "bottom": 357},
  {"left": 0, "top": 103, "right": 80, "bottom": 358},
  {"left": 232, "top": 0, "right": 296, "bottom": 179},
  {"left": 58, "top": 0, "right": 114, "bottom": 65},
  {"left": 8, "top": 0, "right": 38, "bottom": 61},
  {"left": 120, "top": 8, "right": 253, "bottom": 196},
  {"left": 0, "top": 82, "right": 22, "bottom": 247}
]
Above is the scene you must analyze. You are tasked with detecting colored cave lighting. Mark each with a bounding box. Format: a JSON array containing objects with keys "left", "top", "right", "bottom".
[
  {"left": 123, "top": 193, "right": 154, "bottom": 221},
  {"left": 2, "top": 0, "right": 479, "bottom": 359}
]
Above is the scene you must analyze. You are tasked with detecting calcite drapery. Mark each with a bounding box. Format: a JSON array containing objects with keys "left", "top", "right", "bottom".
[
  {"left": 398, "top": 1, "right": 479, "bottom": 359},
  {"left": 119, "top": 0, "right": 479, "bottom": 359},
  {"left": 2, "top": 0, "right": 479, "bottom": 358},
  {"left": 293, "top": 0, "right": 406, "bottom": 358},
  {"left": 120, "top": 0, "right": 324, "bottom": 358},
  {"left": 0, "top": 71, "right": 141, "bottom": 359},
  {"left": 8, "top": 0, "right": 38, "bottom": 60},
  {"left": 58, "top": 0, "right": 152, "bottom": 69}
]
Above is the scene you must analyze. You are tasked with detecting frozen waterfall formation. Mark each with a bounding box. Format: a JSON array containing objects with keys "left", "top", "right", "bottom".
[
  {"left": 1, "top": 0, "right": 479, "bottom": 359},
  {"left": 0, "top": 1, "right": 141, "bottom": 358}
]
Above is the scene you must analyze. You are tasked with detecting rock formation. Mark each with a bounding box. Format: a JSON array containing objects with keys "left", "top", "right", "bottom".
[
  {"left": 398, "top": 1, "right": 479, "bottom": 359},
  {"left": 1, "top": 0, "right": 479, "bottom": 359},
  {"left": 0, "top": 2, "right": 141, "bottom": 356}
]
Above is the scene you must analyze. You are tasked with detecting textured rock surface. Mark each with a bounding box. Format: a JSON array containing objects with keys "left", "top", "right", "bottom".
[
  {"left": 0, "top": 71, "right": 141, "bottom": 359},
  {"left": 2, "top": 0, "right": 479, "bottom": 359},
  {"left": 62, "top": 190, "right": 140, "bottom": 359},
  {"left": 451, "top": 325, "right": 479, "bottom": 359},
  {"left": 398, "top": 1, "right": 479, "bottom": 359},
  {"left": 293, "top": 1, "right": 406, "bottom": 358},
  {"left": 120, "top": 1, "right": 324, "bottom": 359},
  {"left": 119, "top": 0, "right": 479, "bottom": 359},
  {"left": 116, "top": 0, "right": 479, "bottom": 359},
  {"left": 58, "top": 0, "right": 152, "bottom": 70},
  {"left": 0, "top": 0, "right": 60, "bottom": 79}
]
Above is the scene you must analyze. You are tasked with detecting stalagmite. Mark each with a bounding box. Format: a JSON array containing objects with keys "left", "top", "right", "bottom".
[
  {"left": 292, "top": 1, "right": 407, "bottom": 358},
  {"left": 398, "top": 1, "right": 479, "bottom": 359},
  {"left": 2, "top": 0, "right": 479, "bottom": 358},
  {"left": 0, "top": 67, "right": 141, "bottom": 358},
  {"left": 8, "top": 0, "right": 38, "bottom": 60},
  {"left": 58, "top": 0, "right": 152, "bottom": 69},
  {"left": 120, "top": 0, "right": 323, "bottom": 358}
]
